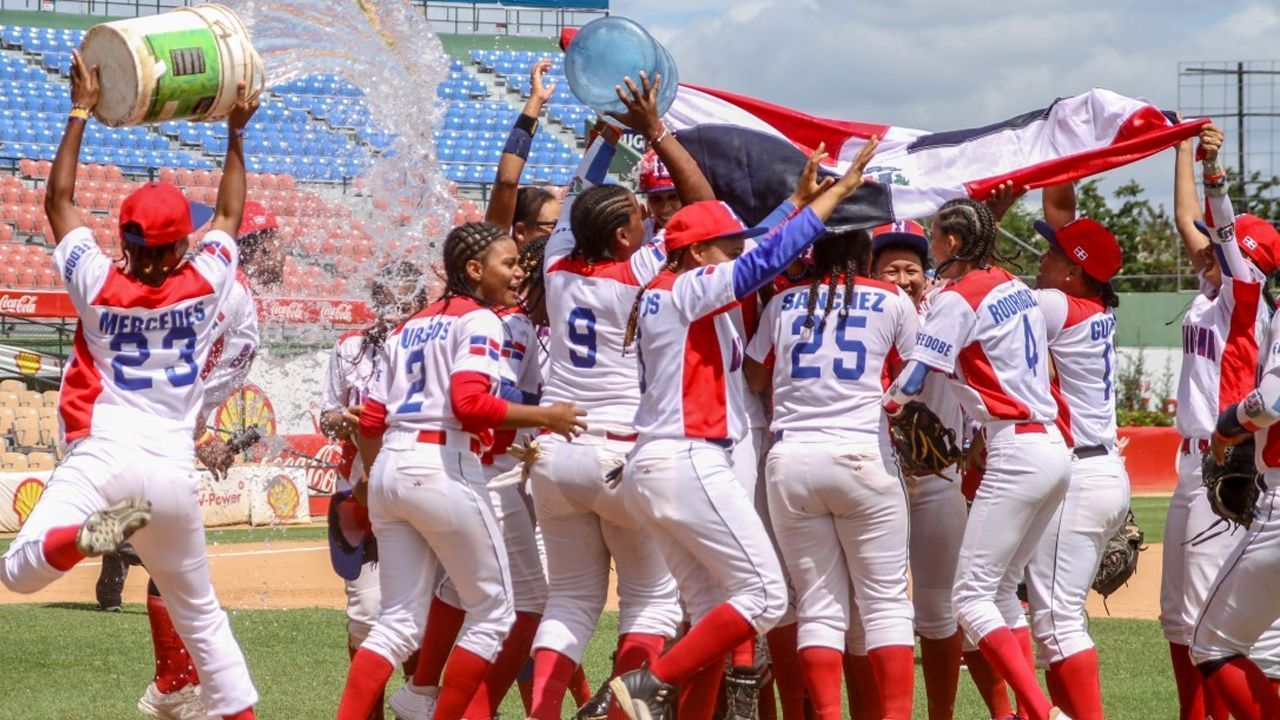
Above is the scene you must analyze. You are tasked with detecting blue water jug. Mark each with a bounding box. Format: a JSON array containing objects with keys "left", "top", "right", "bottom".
[{"left": 565, "top": 16, "right": 677, "bottom": 117}]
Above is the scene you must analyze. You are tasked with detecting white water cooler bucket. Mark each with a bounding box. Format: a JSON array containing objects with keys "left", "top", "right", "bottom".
[{"left": 79, "top": 3, "right": 264, "bottom": 127}]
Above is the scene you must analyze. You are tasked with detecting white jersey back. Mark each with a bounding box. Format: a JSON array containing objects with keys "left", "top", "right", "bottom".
[
  {"left": 1038, "top": 290, "right": 1117, "bottom": 448},
  {"left": 496, "top": 307, "right": 542, "bottom": 400},
  {"left": 54, "top": 226, "right": 238, "bottom": 445},
  {"left": 199, "top": 271, "right": 259, "bottom": 418},
  {"left": 747, "top": 277, "right": 916, "bottom": 435},
  {"left": 1176, "top": 276, "right": 1267, "bottom": 439},
  {"left": 634, "top": 264, "right": 750, "bottom": 441},
  {"left": 367, "top": 296, "right": 503, "bottom": 438},
  {"left": 909, "top": 267, "right": 1055, "bottom": 424},
  {"left": 321, "top": 328, "right": 378, "bottom": 487}
]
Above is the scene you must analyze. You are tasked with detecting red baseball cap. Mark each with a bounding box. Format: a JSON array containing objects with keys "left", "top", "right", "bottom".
[
  {"left": 638, "top": 151, "right": 675, "bottom": 195},
  {"left": 118, "top": 182, "right": 212, "bottom": 247},
  {"left": 238, "top": 200, "right": 278, "bottom": 238},
  {"left": 664, "top": 200, "right": 767, "bottom": 252},
  {"left": 1195, "top": 214, "right": 1280, "bottom": 275},
  {"left": 1035, "top": 217, "right": 1123, "bottom": 282},
  {"left": 871, "top": 220, "right": 929, "bottom": 266}
]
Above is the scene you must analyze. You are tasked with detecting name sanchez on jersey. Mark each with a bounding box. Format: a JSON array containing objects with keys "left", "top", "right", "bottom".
[{"left": 778, "top": 288, "right": 889, "bottom": 313}]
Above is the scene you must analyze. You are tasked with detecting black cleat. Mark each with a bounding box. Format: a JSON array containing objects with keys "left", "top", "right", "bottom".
[
  {"left": 574, "top": 680, "right": 613, "bottom": 720},
  {"left": 722, "top": 666, "right": 762, "bottom": 720},
  {"left": 608, "top": 667, "right": 675, "bottom": 720}
]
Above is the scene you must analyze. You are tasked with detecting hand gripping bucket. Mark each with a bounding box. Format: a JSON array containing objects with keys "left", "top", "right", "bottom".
[{"left": 80, "top": 3, "right": 264, "bottom": 127}]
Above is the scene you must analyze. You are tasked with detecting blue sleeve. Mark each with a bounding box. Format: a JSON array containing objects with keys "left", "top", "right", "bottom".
[
  {"left": 731, "top": 207, "right": 825, "bottom": 300},
  {"left": 498, "top": 378, "right": 539, "bottom": 406},
  {"left": 751, "top": 199, "right": 796, "bottom": 234},
  {"left": 582, "top": 138, "right": 615, "bottom": 187}
]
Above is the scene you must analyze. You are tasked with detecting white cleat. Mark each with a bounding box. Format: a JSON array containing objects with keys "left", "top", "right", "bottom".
[
  {"left": 77, "top": 497, "right": 151, "bottom": 556},
  {"left": 388, "top": 682, "right": 437, "bottom": 720},
  {"left": 137, "top": 682, "right": 212, "bottom": 720}
]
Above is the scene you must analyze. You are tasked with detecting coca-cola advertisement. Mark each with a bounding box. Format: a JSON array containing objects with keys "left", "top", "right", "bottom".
[
  {"left": 0, "top": 288, "right": 371, "bottom": 326},
  {"left": 0, "top": 291, "right": 74, "bottom": 318}
]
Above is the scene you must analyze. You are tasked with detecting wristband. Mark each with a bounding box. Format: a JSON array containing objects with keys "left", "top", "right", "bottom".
[
  {"left": 648, "top": 126, "right": 670, "bottom": 147},
  {"left": 514, "top": 113, "right": 538, "bottom": 136},
  {"left": 503, "top": 125, "right": 533, "bottom": 160},
  {"left": 69, "top": 106, "right": 90, "bottom": 121},
  {"left": 230, "top": 128, "right": 247, "bottom": 139}
]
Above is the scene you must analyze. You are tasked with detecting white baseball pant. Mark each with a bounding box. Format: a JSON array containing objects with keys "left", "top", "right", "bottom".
[
  {"left": 528, "top": 432, "right": 681, "bottom": 663},
  {"left": 0, "top": 436, "right": 258, "bottom": 716},
  {"left": 345, "top": 562, "right": 381, "bottom": 648},
  {"left": 766, "top": 432, "right": 914, "bottom": 651},
  {"left": 622, "top": 437, "right": 787, "bottom": 632},
  {"left": 739, "top": 428, "right": 799, "bottom": 626},
  {"left": 362, "top": 434, "right": 514, "bottom": 666},
  {"left": 1025, "top": 450, "right": 1130, "bottom": 665},
  {"left": 1192, "top": 473, "right": 1280, "bottom": 667},
  {"left": 953, "top": 423, "right": 1071, "bottom": 643},
  {"left": 907, "top": 472, "right": 967, "bottom": 641}
]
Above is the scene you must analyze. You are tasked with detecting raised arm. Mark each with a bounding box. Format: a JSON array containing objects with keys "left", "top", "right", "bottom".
[
  {"left": 486, "top": 59, "right": 555, "bottom": 230},
  {"left": 609, "top": 71, "right": 714, "bottom": 204},
  {"left": 1198, "top": 125, "right": 1252, "bottom": 280},
  {"left": 208, "top": 83, "right": 259, "bottom": 237},
  {"left": 1175, "top": 134, "right": 1209, "bottom": 273},
  {"left": 1041, "top": 183, "right": 1076, "bottom": 230},
  {"left": 45, "top": 50, "right": 98, "bottom": 243}
]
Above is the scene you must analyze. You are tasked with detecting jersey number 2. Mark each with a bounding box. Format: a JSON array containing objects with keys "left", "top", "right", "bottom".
[
  {"left": 110, "top": 327, "right": 198, "bottom": 391},
  {"left": 396, "top": 349, "right": 427, "bottom": 414}
]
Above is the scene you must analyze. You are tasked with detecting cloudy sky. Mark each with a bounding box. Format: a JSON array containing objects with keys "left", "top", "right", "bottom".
[{"left": 611, "top": 0, "right": 1280, "bottom": 209}]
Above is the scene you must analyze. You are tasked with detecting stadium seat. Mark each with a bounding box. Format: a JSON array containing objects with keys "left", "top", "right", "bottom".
[
  {"left": 36, "top": 416, "right": 56, "bottom": 446},
  {"left": 0, "top": 408, "right": 14, "bottom": 436},
  {"left": 13, "top": 416, "right": 38, "bottom": 447},
  {"left": 0, "top": 379, "right": 24, "bottom": 393},
  {"left": 41, "top": 389, "right": 58, "bottom": 407},
  {"left": 25, "top": 451, "right": 53, "bottom": 470},
  {"left": 0, "top": 452, "right": 27, "bottom": 471}
]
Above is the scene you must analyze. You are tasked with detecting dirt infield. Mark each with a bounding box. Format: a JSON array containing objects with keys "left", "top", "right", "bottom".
[{"left": 0, "top": 538, "right": 1167, "bottom": 621}]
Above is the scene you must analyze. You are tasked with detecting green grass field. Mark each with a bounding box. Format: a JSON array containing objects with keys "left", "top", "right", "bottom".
[{"left": 0, "top": 603, "right": 1178, "bottom": 720}]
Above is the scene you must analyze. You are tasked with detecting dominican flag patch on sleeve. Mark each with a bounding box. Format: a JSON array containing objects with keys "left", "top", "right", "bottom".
[
  {"left": 203, "top": 241, "right": 233, "bottom": 266},
  {"left": 502, "top": 341, "right": 527, "bottom": 362},
  {"left": 470, "top": 335, "right": 501, "bottom": 360}
]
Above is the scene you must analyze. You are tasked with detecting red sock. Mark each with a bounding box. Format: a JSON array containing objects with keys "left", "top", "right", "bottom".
[
  {"left": 964, "top": 649, "right": 1014, "bottom": 719},
  {"left": 676, "top": 660, "right": 724, "bottom": 720},
  {"left": 758, "top": 671, "right": 777, "bottom": 720},
  {"left": 1170, "top": 642, "right": 1207, "bottom": 720},
  {"left": 148, "top": 592, "right": 196, "bottom": 693},
  {"left": 1012, "top": 626, "right": 1036, "bottom": 672},
  {"left": 732, "top": 635, "right": 756, "bottom": 668},
  {"left": 1051, "top": 648, "right": 1102, "bottom": 720},
  {"left": 528, "top": 649, "right": 576, "bottom": 720},
  {"left": 798, "top": 647, "right": 843, "bottom": 720},
  {"left": 919, "top": 633, "right": 961, "bottom": 720},
  {"left": 434, "top": 647, "right": 494, "bottom": 720},
  {"left": 1202, "top": 656, "right": 1280, "bottom": 720},
  {"left": 650, "top": 603, "right": 753, "bottom": 685},
  {"left": 1044, "top": 664, "right": 1072, "bottom": 717},
  {"left": 1205, "top": 682, "right": 1232, "bottom": 720},
  {"left": 464, "top": 611, "right": 540, "bottom": 717},
  {"left": 615, "top": 633, "right": 667, "bottom": 675},
  {"left": 42, "top": 525, "right": 84, "bottom": 571},
  {"left": 222, "top": 711, "right": 255, "bottom": 720},
  {"left": 869, "top": 645, "right": 914, "bottom": 720},
  {"left": 570, "top": 664, "right": 592, "bottom": 706},
  {"left": 1272, "top": 678, "right": 1280, "bottom": 695},
  {"left": 412, "top": 597, "right": 466, "bottom": 688},
  {"left": 843, "top": 652, "right": 880, "bottom": 720},
  {"left": 978, "top": 628, "right": 1052, "bottom": 720},
  {"left": 337, "top": 649, "right": 395, "bottom": 720},
  {"left": 766, "top": 624, "right": 808, "bottom": 720},
  {"left": 518, "top": 677, "right": 533, "bottom": 715}
]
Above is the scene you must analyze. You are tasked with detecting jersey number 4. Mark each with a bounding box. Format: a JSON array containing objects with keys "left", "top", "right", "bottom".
[
  {"left": 110, "top": 327, "right": 199, "bottom": 391},
  {"left": 790, "top": 314, "right": 867, "bottom": 380}
]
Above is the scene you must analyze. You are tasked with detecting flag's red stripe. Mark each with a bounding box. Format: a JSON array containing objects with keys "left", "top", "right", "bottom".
[{"left": 686, "top": 83, "right": 890, "bottom": 153}]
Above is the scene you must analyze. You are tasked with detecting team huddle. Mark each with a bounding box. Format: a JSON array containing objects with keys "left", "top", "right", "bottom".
[{"left": 7, "top": 44, "right": 1280, "bottom": 720}]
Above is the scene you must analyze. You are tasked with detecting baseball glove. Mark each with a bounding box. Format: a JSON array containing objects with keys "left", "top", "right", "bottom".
[
  {"left": 1092, "top": 509, "right": 1145, "bottom": 599},
  {"left": 1201, "top": 438, "right": 1262, "bottom": 530},
  {"left": 888, "top": 402, "right": 963, "bottom": 479}
]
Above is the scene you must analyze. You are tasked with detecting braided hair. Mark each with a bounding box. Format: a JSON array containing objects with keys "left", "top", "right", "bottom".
[
  {"left": 517, "top": 233, "right": 549, "bottom": 322},
  {"left": 570, "top": 184, "right": 636, "bottom": 264},
  {"left": 803, "top": 226, "right": 871, "bottom": 330},
  {"left": 442, "top": 221, "right": 510, "bottom": 302},
  {"left": 932, "top": 199, "right": 1008, "bottom": 278},
  {"left": 623, "top": 249, "right": 684, "bottom": 352}
]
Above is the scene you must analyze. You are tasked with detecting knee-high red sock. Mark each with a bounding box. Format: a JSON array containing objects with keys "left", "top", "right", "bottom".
[
  {"left": 869, "top": 645, "right": 914, "bottom": 720},
  {"left": 977, "top": 628, "right": 1052, "bottom": 720},
  {"left": 1170, "top": 642, "right": 1207, "bottom": 720},
  {"left": 766, "top": 624, "right": 807, "bottom": 720},
  {"left": 843, "top": 652, "right": 880, "bottom": 720},
  {"left": 222, "top": 710, "right": 255, "bottom": 720},
  {"left": 615, "top": 633, "right": 667, "bottom": 675},
  {"left": 732, "top": 636, "right": 756, "bottom": 668},
  {"left": 464, "top": 611, "right": 540, "bottom": 718},
  {"left": 650, "top": 604, "right": 753, "bottom": 685},
  {"left": 1202, "top": 656, "right": 1280, "bottom": 720},
  {"left": 337, "top": 649, "right": 395, "bottom": 720},
  {"left": 1012, "top": 626, "right": 1036, "bottom": 672},
  {"left": 434, "top": 648, "right": 494, "bottom": 720},
  {"left": 798, "top": 647, "right": 843, "bottom": 720},
  {"left": 964, "top": 649, "right": 1014, "bottom": 719},
  {"left": 1044, "top": 664, "right": 1072, "bottom": 718},
  {"left": 1051, "top": 648, "right": 1102, "bottom": 720},
  {"left": 412, "top": 598, "right": 466, "bottom": 688},
  {"left": 528, "top": 649, "right": 576, "bottom": 720},
  {"left": 570, "top": 664, "right": 592, "bottom": 705},
  {"left": 147, "top": 592, "right": 197, "bottom": 693},
  {"left": 1205, "top": 682, "right": 1232, "bottom": 720},
  {"left": 42, "top": 525, "right": 84, "bottom": 571},
  {"left": 758, "top": 671, "right": 777, "bottom": 720},
  {"left": 919, "top": 633, "right": 962, "bottom": 720},
  {"left": 676, "top": 660, "right": 724, "bottom": 720}
]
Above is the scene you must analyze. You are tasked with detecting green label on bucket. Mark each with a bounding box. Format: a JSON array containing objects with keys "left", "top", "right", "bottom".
[{"left": 143, "top": 28, "right": 222, "bottom": 123}]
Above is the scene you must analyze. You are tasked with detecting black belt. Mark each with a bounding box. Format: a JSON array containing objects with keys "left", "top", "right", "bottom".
[
  {"left": 705, "top": 438, "right": 733, "bottom": 449},
  {"left": 1073, "top": 444, "right": 1108, "bottom": 459}
]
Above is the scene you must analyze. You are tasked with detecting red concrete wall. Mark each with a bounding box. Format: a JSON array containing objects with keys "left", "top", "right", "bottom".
[{"left": 1120, "top": 426, "right": 1180, "bottom": 494}]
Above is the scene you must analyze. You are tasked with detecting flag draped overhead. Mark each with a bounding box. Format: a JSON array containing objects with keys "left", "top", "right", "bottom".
[{"left": 663, "top": 85, "right": 1208, "bottom": 228}]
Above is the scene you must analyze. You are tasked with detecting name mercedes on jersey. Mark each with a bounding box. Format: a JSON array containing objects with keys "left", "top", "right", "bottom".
[{"left": 98, "top": 301, "right": 209, "bottom": 336}]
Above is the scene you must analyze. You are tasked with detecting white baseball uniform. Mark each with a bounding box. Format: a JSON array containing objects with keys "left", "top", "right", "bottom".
[
  {"left": 320, "top": 328, "right": 382, "bottom": 646},
  {"left": 1024, "top": 290, "right": 1130, "bottom": 666},
  {"left": 529, "top": 137, "right": 681, "bottom": 667},
  {"left": 901, "top": 266, "right": 1071, "bottom": 644},
  {"left": 359, "top": 296, "right": 514, "bottom": 667},
  {"left": 747, "top": 276, "right": 917, "bottom": 652},
  {"left": 0, "top": 225, "right": 258, "bottom": 716},
  {"left": 199, "top": 270, "right": 259, "bottom": 420}
]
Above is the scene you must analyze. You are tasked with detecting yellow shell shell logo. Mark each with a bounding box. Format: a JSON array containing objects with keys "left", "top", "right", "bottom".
[
  {"left": 214, "top": 384, "right": 277, "bottom": 442},
  {"left": 13, "top": 477, "right": 45, "bottom": 527},
  {"left": 265, "top": 475, "right": 299, "bottom": 520},
  {"left": 15, "top": 352, "right": 40, "bottom": 377}
]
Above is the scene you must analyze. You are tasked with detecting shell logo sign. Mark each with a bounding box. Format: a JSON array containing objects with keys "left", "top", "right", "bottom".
[
  {"left": 12, "top": 477, "right": 45, "bottom": 527},
  {"left": 265, "top": 474, "right": 300, "bottom": 520},
  {"left": 15, "top": 351, "right": 41, "bottom": 377},
  {"left": 214, "top": 384, "right": 277, "bottom": 446}
]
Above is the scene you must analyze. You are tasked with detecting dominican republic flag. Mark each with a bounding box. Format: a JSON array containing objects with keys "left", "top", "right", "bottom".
[{"left": 663, "top": 86, "right": 1208, "bottom": 228}]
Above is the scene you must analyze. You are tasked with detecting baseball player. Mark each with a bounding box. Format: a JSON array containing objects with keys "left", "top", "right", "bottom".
[
  {"left": 883, "top": 198, "right": 1070, "bottom": 720},
  {"left": 0, "top": 54, "right": 260, "bottom": 720},
  {"left": 638, "top": 150, "right": 681, "bottom": 238},
  {"left": 334, "top": 222, "right": 586, "bottom": 720},
  {"left": 486, "top": 58, "right": 562, "bottom": 247},
  {"left": 1162, "top": 124, "right": 1280, "bottom": 720},
  {"left": 607, "top": 137, "right": 879, "bottom": 720},
  {"left": 744, "top": 223, "right": 918, "bottom": 719}
]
